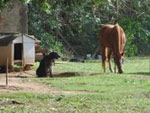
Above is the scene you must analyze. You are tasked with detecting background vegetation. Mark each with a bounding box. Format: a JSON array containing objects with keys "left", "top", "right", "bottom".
[
  {"left": 28, "top": 0, "right": 150, "bottom": 57},
  {"left": 1, "top": 0, "right": 150, "bottom": 56}
]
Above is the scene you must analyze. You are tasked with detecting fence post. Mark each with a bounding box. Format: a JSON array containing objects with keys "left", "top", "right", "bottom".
[{"left": 6, "top": 57, "right": 8, "bottom": 86}]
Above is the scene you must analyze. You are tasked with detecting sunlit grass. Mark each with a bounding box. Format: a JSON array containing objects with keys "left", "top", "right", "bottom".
[{"left": 0, "top": 57, "right": 150, "bottom": 113}]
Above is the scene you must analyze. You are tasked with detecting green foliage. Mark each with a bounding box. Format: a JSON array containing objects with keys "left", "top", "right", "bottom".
[
  {"left": 27, "top": 0, "right": 150, "bottom": 56},
  {"left": 1, "top": 0, "right": 150, "bottom": 56},
  {"left": 28, "top": 2, "right": 63, "bottom": 53},
  {"left": 119, "top": 18, "right": 138, "bottom": 56},
  {"left": 119, "top": 17, "right": 150, "bottom": 56},
  {"left": 0, "top": 0, "right": 11, "bottom": 10}
]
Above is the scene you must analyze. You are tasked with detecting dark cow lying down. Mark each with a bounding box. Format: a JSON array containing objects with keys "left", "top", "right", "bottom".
[
  {"left": 99, "top": 24, "right": 126, "bottom": 73},
  {"left": 36, "top": 52, "right": 60, "bottom": 77}
]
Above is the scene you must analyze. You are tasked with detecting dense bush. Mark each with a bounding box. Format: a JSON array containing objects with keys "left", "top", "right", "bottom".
[{"left": 27, "top": 0, "right": 150, "bottom": 57}]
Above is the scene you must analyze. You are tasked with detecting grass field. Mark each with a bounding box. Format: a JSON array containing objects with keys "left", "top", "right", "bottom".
[{"left": 0, "top": 57, "right": 150, "bottom": 113}]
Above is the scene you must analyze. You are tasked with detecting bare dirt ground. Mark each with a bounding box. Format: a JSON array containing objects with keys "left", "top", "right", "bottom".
[
  {"left": 0, "top": 70, "right": 149, "bottom": 95},
  {"left": 0, "top": 71, "right": 99, "bottom": 95}
]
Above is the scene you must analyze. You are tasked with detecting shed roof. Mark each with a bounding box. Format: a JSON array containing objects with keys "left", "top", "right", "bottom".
[
  {"left": 0, "top": 33, "right": 40, "bottom": 46},
  {"left": 0, "top": 33, "right": 17, "bottom": 46}
]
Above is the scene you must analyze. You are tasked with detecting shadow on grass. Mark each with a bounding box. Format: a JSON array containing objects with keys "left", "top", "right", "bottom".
[
  {"left": 0, "top": 100, "right": 24, "bottom": 106},
  {"left": 53, "top": 72, "right": 103, "bottom": 77},
  {"left": 127, "top": 72, "right": 150, "bottom": 76},
  {"left": 53, "top": 72, "right": 77, "bottom": 77}
]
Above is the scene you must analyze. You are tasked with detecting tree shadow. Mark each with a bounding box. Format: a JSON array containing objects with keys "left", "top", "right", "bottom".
[
  {"left": 0, "top": 100, "right": 24, "bottom": 106},
  {"left": 127, "top": 72, "right": 150, "bottom": 76},
  {"left": 53, "top": 72, "right": 77, "bottom": 77},
  {"left": 52, "top": 72, "right": 103, "bottom": 78}
]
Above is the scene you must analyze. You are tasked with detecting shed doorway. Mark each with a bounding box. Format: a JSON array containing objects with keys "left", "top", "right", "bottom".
[{"left": 14, "top": 43, "right": 23, "bottom": 60}]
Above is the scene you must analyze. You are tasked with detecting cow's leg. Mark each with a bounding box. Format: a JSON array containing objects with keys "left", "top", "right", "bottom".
[
  {"left": 118, "top": 56, "right": 125, "bottom": 73},
  {"left": 114, "top": 65, "right": 117, "bottom": 73},
  {"left": 107, "top": 49, "right": 113, "bottom": 73},
  {"left": 102, "top": 47, "right": 106, "bottom": 73},
  {"left": 113, "top": 53, "right": 123, "bottom": 73}
]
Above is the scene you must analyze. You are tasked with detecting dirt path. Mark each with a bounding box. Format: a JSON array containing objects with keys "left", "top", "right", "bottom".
[{"left": 0, "top": 71, "right": 99, "bottom": 95}]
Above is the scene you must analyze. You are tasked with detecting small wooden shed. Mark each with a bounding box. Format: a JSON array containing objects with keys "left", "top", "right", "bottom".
[{"left": 0, "top": 33, "right": 39, "bottom": 67}]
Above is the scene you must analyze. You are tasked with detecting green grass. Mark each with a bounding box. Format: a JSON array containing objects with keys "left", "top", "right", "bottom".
[{"left": 0, "top": 57, "right": 150, "bottom": 113}]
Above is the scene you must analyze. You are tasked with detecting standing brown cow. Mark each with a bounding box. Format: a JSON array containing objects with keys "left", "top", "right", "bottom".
[{"left": 99, "top": 24, "right": 126, "bottom": 73}]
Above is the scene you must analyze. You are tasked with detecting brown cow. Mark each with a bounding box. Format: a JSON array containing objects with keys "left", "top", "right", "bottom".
[{"left": 99, "top": 24, "right": 126, "bottom": 73}]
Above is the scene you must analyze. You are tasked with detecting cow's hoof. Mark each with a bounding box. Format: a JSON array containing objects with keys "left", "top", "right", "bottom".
[{"left": 118, "top": 70, "right": 123, "bottom": 74}]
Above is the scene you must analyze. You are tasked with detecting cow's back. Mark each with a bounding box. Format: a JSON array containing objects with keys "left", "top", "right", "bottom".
[
  {"left": 111, "top": 25, "right": 126, "bottom": 55},
  {"left": 99, "top": 24, "right": 126, "bottom": 54},
  {"left": 99, "top": 24, "right": 115, "bottom": 48}
]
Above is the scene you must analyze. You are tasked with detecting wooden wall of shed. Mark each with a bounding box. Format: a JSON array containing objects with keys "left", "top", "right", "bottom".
[
  {"left": 0, "top": 44, "right": 12, "bottom": 67},
  {"left": 13, "top": 35, "right": 36, "bottom": 65}
]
